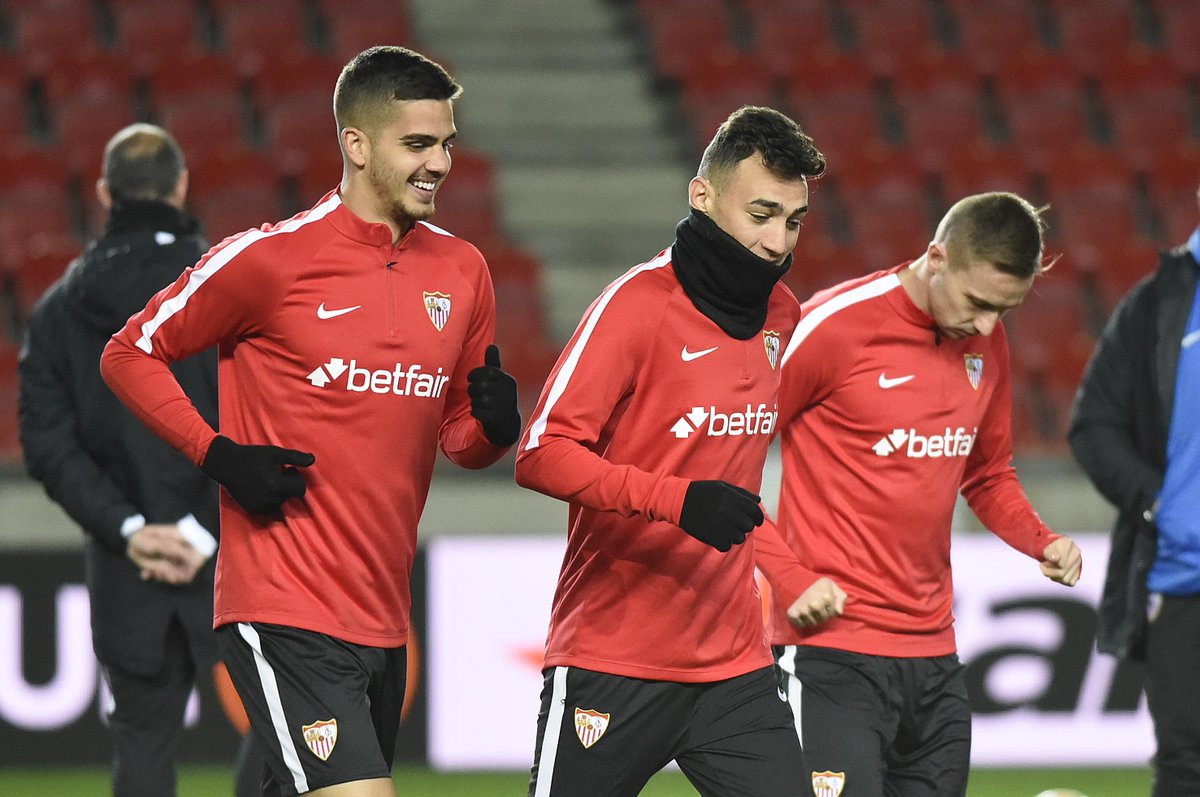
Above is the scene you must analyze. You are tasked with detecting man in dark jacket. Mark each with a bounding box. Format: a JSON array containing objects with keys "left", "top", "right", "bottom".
[
  {"left": 1068, "top": 183, "right": 1200, "bottom": 797},
  {"left": 18, "top": 124, "right": 222, "bottom": 796}
]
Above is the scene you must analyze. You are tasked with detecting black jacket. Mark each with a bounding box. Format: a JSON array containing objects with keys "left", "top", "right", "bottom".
[
  {"left": 18, "top": 200, "right": 220, "bottom": 675},
  {"left": 1067, "top": 243, "right": 1197, "bottom": 660}
]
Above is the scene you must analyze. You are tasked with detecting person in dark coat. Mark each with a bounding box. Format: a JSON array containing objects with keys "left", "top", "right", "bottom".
[
  {"left": 1068, "top": 182, "right": 1200, "bottom": 796},
  {"left": 18, "top": 123, "right": 226, "bottom": 796}
]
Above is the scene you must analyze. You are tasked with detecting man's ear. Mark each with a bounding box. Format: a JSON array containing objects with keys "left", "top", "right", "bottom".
[
  {"left": 926, "top": 241, "right": 947, "bottom": 273},
  {"left": 341, "top": 126, "right": 369, "bottom": 169},
  {"left": 96, "top": 178, "right": 112, "bottom": 212},
  {"left": 688, "top": 175, "right": 713, "bottom": 213}
]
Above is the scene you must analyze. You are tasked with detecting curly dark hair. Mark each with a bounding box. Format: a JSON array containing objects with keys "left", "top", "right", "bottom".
[{"left": 697, "top": 106, "right": 826, "bottom": 186}]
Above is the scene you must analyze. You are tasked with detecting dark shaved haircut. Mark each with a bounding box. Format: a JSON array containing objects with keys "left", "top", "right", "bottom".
[
  {"left": 333, "top": 46, "right": 462, "bottom": 138},
  {"left": 102, "top": 123, "right": 184, "bottom": 202},
  {"left": 698, "top": 106, "right": 826, "bottom": 188}
]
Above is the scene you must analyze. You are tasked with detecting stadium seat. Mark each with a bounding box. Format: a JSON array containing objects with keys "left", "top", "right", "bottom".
[
  {"left": 1096, "top": 53, "right": 1192, "bottom": 171},
  {"left": 996, "top": 67, "right": 1091, "bottom": 172},
  {"left": 1157, "top": 0, "right": 1200, "bottom": 74},
  {"left": 326, "top": 14, "right": 416, "bottom": 63},
  {"left": 192, "top": 178, "right": 283, "bottom": 246},
  {"left": 109, "top": 3, "right": 205, "bottom": 75},
  {"left": 840, "top": 0, "right": 939, "bottom": 76},
  {"left": 642, "top": 7, "right": 732, "bottom": 82},
  {"left": 9, "top": 3, "right": 98, "bottom": 72},
  {"left": 156, "top": 94, "right": 250, "bottom": 162},
  {"left": 146, "top": 52, "right": 244, "bottom": 104},
  {"left": 213, "top": 1, "right": 311, "bottom": 74},
  {"left": 52, "top": 96, "right": 139, "bottom": 174},
  {"left": 934, "top": 144, "right": 1036, "bottom": 200},
  {"left": 889, "top": 55, "right": 987, "bottom": 172},
  {"left": 261, "top": 99, "right": 336, "bottom": 180},
  {"left": 1050, "top": 2, "right": 1136, "bottom": 76},
  {"left": 949, "top": 3, "right": 1043, "bottom": 76},
  {"left": 744, "top": 1, "right": 834, "bottom": 80}
]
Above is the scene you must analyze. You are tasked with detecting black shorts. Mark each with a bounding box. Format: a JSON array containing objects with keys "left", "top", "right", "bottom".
[
  {"left": 528, "top": 665, "right": 807, "bottom": 797},
  {"left": 216, "top": 622, "right": 406, "bottom": 796},
  {"left": 774, "top": 645, "right": 971, "bottom": 797}
]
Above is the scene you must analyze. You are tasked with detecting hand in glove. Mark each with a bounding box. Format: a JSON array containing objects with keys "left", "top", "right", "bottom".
[
  {"left": 200, "top": 435, "right": 314, "bottom": 517},
  {"left": 678, "top": 480, "right": 764, "bottom": 552},
  {"left": 467, "top": 344, "right": 521, "bottom": 447}
]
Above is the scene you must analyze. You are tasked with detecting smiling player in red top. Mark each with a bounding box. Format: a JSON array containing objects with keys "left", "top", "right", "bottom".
[{"left": 101, "top": 47, "right": 520, "bottom": 797}]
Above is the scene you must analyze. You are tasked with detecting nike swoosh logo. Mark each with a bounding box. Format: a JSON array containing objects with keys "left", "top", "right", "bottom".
[
  {"left": 317, "top": 303, "right": 362, "bottom": 320},
  {"left": 681, "top": 345, "right": 719, "bottom": 362},
  {"left": 878, "top": 373, "right": 915, "bottom": 389},
  {"left": 1183, "top": 330, "right": 1200, "bottom": 349}
]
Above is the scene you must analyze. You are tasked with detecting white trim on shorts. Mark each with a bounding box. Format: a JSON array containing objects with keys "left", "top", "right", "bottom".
[
  {"left": 533, "top": 666, "right": 569, "bottom": 797},
  {"left": 237, "top": 622, "right": 310, "bottom": 794},
  {"left": 778, "top": 644, "right": 805, "bottom": 749}
]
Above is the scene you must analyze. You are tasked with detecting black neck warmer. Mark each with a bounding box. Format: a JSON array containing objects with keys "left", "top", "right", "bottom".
[
  {"left": 671, "top": 208, "right": 792, "bottom": 339},
  {"left": 103, "top": 199, "right": 198, "bottom": 240}
]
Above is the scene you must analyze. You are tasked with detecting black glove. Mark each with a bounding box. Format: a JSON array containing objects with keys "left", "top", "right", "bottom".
[
  {"left": 678, "top": 480, "right": 764, "bottom": 552},
  {"left": 467, "top": 344, "right": 521, "bottom": 447},
  {"left": 200, "top": 435, "right": 315, "bottom": 517}
]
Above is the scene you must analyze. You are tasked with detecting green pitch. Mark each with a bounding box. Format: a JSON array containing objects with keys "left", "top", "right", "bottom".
[{"left": 0, "top": 765, "right": 1152, "bottom": 795}]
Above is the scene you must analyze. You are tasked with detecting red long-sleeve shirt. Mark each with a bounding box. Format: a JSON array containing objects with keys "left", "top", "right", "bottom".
[
  {"left": 101, "top": 191, "right": 505, "bottom": 647},
  {"left": 755, "top": 265, "right": 1057, "bottom": 657},
  {"left": 516, "top": 249, "right": 801, "bottom": 682}
]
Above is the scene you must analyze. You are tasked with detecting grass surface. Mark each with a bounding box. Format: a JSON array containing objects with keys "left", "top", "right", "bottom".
[{"left": 0, "top": 765, "right": 1152, "bottom": 796}]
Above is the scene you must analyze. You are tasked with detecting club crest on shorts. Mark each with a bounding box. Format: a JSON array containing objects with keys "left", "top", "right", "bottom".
[
  {"left": 301, "top": 718, "right": 338, "bottom": 761},
  {"left": 812, "top": 770, "right": 846, "bottom": 797},
  {"left": 763, "top": 329, "right": 781, "bottom": 370},
  {"left": 423, "top": 291, "right": 451, "bottom": 331},
  {"left": 964, "top": 353, "right": 984, "bottom": 390},
  {"left": 573, "top": 707, "right": 610, "bottom": 749}
]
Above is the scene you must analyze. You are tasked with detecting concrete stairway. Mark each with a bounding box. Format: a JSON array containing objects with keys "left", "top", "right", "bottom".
[{"left": 407, "top": 0, "right": 694, "bottom": 341}]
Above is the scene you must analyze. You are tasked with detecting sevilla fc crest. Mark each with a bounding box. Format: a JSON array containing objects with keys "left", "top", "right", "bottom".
[
  {"left": 573, "top": 707, "right": 610, "bottom": 749},
  {"left": 302, "top": 718, "right": 338, "bottom": 761},
  {"left": 964, "top": 353, "right": 984, "bottom": 390},
  {"left": 763, "top": 329, "right": 781, "bottom": 370},
  {"left": 812, "top": 771, "right": 846, "bottom": 797},
  {"left": 423, "top": 291, "right": 451, "bottom": 331}
]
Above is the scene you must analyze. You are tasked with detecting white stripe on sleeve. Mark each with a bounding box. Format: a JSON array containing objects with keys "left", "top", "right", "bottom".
[
  {"left": 524, "top": 251, "right": 672, "bottom": 450},
  {"left": 780, "top": 273, "right": 901, "bottom": 368},
  {"left": 135, "top": 194, "right": 342, "bottom": 354}
]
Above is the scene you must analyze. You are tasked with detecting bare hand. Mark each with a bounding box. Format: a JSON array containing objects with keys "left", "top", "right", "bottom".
[
  {"left": 786, "top": 577, "right": 848, "bottom": 629},
  {"left": 127, "top": 524, "right": 207, "bottom": 585},
  {"left": 1040, "top": 536, "right": 1082, "bottom": 587}
]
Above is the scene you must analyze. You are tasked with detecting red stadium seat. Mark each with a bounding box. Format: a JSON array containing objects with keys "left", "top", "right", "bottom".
[
  {"left": 1051, "top": 3, "right": 1136, "bottom": 76},
  {"left": 252, "top": 51, "right": 344, "bottom": 106},
  {"left": 261, "top": 99, "right": 336, "bottom": 179},
  {"left": 110, "top": 3, "right": 205, "bottom": 75},
  {"left": 996, "top": 66, "right": 1091, "bottom": 172},
  {"left": 840, "top": 0, "right": 938, "bottom": 76},
  {"left": 10, "top": 3, "right": 98, "bottom": 72},
  {"left": 1157, "top": 1, "right": 1200, "bottom": 74},
  {"left": 218, "top": 2, "right": 310, "bottom": 75},
  {"left": 950, "top": 4, "right": 1043, "bottom": 77},
  {"left": 1096, "top": 53, "right": 1191, "bottom": 171},
  {"left": 10, "top": 232, "right": 79, "bottom": 313},
  {"left": 146, "top": 52, "right": 244, "bottom": 104},
  {"left": 53, "top": 97, "right": 138, "bottom": 174},
  {"left": 156, "top": 94, "right": 250, "bottom": 162},
  {"left": 745, "top": 1, "right": 834, "bottom": 80},
  {"left": 328, "top": 13, "right": 417, "bottom": 62},
  {"left": 890, "top": 55, "right": 986, "bottom": 172},
  {"left": 192, "top": 178, "right": 282, "bottom": 245},
  {"left": 935, "top": 144, "right": 1036, "bottom": 200},
  {"left": 642, "top": 7, "right": 732, "bottom": 81}
]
